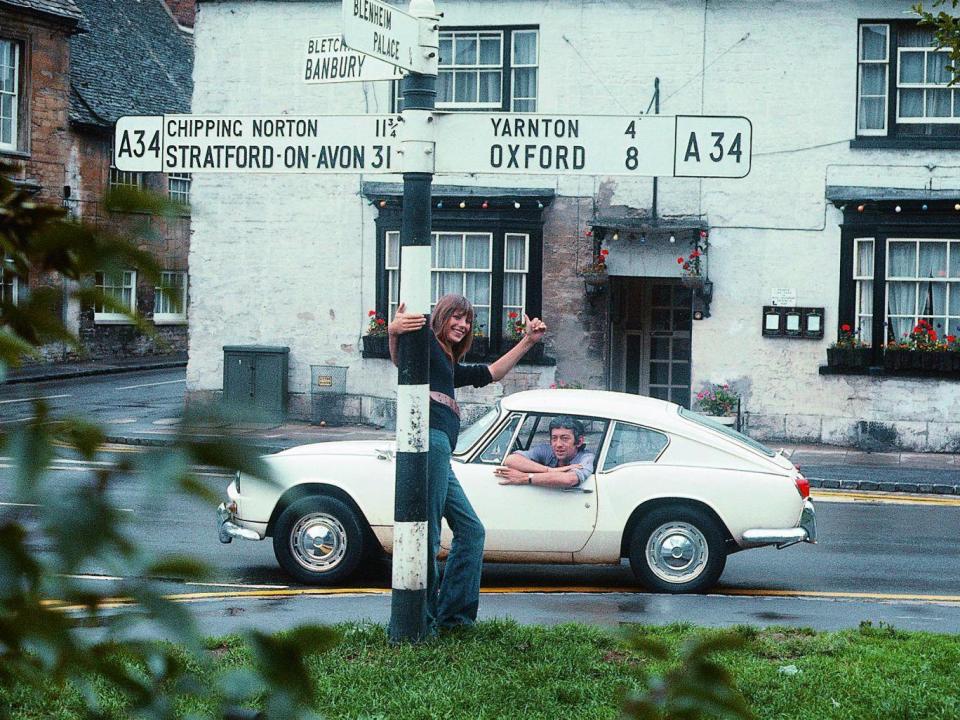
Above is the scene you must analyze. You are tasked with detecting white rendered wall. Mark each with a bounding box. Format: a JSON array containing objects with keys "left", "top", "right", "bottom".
[{"left": 189, "top": 0, "right": 960, "bottom": 449}]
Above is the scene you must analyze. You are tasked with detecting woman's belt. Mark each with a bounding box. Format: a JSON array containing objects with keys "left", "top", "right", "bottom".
[{"left": 429, "top": 391, "right": 461, "bottom": 418}]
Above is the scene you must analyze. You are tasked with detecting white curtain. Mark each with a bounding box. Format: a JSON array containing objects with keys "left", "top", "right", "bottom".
[{"left": 887, "top": 240, "right": 916, "bottom": 342}]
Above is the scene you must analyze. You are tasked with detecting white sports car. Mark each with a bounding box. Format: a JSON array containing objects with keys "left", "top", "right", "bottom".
[{"left": 217, "top": 389, "right": 816, "bottom": 593}]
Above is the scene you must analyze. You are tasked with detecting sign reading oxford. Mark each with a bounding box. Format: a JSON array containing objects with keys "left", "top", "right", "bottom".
[
  {"left": 113, "top": 114, "right": 401, "bottom": 173},
  {"left": 433, "top": 113, "right": 752, "bottom": 178}
]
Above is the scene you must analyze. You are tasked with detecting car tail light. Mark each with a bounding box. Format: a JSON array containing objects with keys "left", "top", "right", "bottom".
[{"left": 794, "top": 475, "right": 810, "bottom": 499}]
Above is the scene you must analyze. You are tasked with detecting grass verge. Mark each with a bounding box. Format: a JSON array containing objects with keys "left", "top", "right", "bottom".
[{"left": 4, "top": 620, "right": 960, "bottom": 719}]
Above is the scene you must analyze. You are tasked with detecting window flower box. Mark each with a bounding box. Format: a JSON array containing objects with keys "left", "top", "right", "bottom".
[
  {"left": 826, "top": 347, "right": 873, "bottom": 370},
  {"left": 361, "top": 334, "right": 389, "bottom": 358}
]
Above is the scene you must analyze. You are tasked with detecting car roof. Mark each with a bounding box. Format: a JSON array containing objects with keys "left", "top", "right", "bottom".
[{"left": 502, "top": 389, "right": 678, "bottom": 426}]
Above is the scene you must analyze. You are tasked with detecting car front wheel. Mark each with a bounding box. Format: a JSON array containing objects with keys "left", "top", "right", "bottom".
[
  {"left": 628, "top": 505, "right": 726, "bottom": 594},
  {"left": 273, "top": 496, "right": 365, "bottom": 585}
]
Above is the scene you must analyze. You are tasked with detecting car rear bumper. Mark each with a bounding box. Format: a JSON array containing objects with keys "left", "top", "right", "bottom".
[{"left": 740, "top": 499, "right": 816, "bottom": 549}]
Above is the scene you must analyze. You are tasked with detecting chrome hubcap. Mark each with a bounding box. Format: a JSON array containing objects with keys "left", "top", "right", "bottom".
[
  {"left": 646, "top": 521, "right": 708, "bottom": 584},
  {"left": 290, "top": 512, "right": 347, "bottom": 572}
]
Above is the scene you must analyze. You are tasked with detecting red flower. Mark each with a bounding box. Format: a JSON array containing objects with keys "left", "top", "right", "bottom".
[
  {"left": 948, "top": 335, "right": 957, "bottom": 343},
  {"left": 508, "top": 311, "right": 518, "bottom": 319},
  {"left": 368, "top": 310, "right": 376, "bottom": 316},
  {"left": 840, "top": 324, "right": 851, "bottom": 332},
  {"left": 600, "top": 249, "right": 609, "bottom": 256},
  {"left": 682, "top": 263, "right": 690, "bottom": 270},
  {"left": 930, "top": 330, "right": 938, "bottom": 341},
  {"left": 691, "top": 249, "right": 701, "bottom": 257},
  {"left": 677, "top": 257, "right": 684, "bottom": 264},
  {"left": 376, "top": 318, "right": 385, "bottom": 325}
]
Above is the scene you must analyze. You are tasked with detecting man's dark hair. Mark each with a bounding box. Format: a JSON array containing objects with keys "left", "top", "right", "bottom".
[{"left": 549, "top": 415, "right": 585, "bottom": 442}]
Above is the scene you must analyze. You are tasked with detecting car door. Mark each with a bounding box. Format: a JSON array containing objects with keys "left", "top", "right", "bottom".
[{"left": 450, "top": 413, "right": 601, "bottom": 553}]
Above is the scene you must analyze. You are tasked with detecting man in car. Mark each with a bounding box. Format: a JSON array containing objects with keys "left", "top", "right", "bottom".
[{"left": 494, "top": 416, "right": 595, "bottom": 488}]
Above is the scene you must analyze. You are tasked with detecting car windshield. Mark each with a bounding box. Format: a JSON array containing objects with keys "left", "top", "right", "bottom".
[
  {"left": 454, "top": 404, "right": 502, "bottom": 455},
  {"left": 678, "top": 407, "right": 776, "bottom": 457}
]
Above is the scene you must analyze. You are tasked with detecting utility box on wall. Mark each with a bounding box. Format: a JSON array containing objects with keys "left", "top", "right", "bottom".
[{"left": 223, "top": 345, "right": 289, "bottom": 422}]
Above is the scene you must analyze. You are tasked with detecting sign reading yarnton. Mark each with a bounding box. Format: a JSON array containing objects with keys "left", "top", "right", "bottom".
[
  {"left": 113, "top": 114, "right": 401, "bottom": 173},
  {"left": 304, "top": 35, "right": 405, "bottom": 83},
  {"left": 342, "top": 0, "right": 423, "bottom": 73},
  {"left": 433, "top": 113, "right": 752, "bottom": 178}
]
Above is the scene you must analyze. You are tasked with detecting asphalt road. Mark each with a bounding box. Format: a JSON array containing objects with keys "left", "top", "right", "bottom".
[{"left": 3, "top": 369, "right": 960, "bottom": 636}]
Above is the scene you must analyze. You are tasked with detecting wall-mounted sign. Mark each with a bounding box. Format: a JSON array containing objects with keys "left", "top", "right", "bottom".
[
  {"left": 762, "top": 306, "right": 824, "bottom": 339},
  {"left": 770, "top": 287, "right": 797, "bottom": 307}
]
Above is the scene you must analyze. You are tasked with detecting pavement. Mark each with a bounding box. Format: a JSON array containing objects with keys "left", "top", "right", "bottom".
[{"left": 4, "top": 354, "right": 959, "bottom": 494}]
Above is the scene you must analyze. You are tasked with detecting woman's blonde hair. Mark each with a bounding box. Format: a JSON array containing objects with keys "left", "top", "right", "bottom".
[{"left": 432, "top": 293, "right": 474, "bottom": 363}]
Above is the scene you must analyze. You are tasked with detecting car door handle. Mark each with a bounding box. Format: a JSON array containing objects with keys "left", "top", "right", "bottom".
[
  {"left": 375, "top": 447, "right": 395, "bottom": 461},
  {"left": 563, "top": 487, "right": 593, "bottom": 494}
]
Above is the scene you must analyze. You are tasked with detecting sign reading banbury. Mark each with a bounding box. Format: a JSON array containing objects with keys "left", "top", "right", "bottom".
[
  {"left": 433, "top": 113, "right": 753, "bottom": 178},
  {"left": 304, "top": 35, "right": 404, "bottom": 83},
  {"left": 113, "top": 115, "right": 401, "bottom": 173}
]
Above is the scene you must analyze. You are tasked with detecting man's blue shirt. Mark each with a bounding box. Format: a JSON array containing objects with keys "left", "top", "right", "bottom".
[{"left": 516, "top": 445, "right": 596, "bottom": 485}]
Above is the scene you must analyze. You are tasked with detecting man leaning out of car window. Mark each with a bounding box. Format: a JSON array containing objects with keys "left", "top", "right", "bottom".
[{"left": 493, "top": 416, "right": 595, "bottom": 488}]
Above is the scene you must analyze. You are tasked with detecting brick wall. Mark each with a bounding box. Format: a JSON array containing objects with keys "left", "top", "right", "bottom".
[{"left": 163, "top": 0, "right": 195, "bottom": 28}]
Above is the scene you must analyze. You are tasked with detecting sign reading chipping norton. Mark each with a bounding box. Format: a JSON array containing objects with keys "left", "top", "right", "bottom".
[
  {"left": 341, "top": 0, "right": 422, "bottom": 73},
  {"left": 433, "top": 113, "right": 752, "bottom": 178},
  {"left": 113, "top": 115, "right": 401, "bottom": 173},
  {"left": 304, "top": 35, "right": 405, "bottom": 83}
]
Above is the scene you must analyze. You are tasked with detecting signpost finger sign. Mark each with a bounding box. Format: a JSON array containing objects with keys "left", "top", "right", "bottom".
[{"left": 113, "top": 114, "right": 402, "bottom": 173}]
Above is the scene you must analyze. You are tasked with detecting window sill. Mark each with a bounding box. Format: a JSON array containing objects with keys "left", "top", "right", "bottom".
[
  {"left": 0, "top": 148, "right": 30, "bottom": 159},
  {"left": 849, "top": 137, "right": 960, "bottom": 150},
  {"left": 94, "top": 317, "right": 135, "bottom": 325},
  {"left": 153, "top": 316, "right": 187, "bottom": 325},
  {"left": 819, "top": 364, "right": 960, "bottom": 380}
]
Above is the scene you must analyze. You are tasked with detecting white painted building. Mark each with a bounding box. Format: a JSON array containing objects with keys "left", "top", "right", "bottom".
[{"left": 188, "top": 0, "right": 960, "bottom": 452}]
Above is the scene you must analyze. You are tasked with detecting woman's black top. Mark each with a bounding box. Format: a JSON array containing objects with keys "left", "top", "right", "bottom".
[{"left": 429, "top": 333, "right": 493, "bottom": 448}]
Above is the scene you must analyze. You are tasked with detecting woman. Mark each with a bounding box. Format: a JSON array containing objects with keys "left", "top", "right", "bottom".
[{"left": 389, "top": 293, "right": 547, "bottom": 631}]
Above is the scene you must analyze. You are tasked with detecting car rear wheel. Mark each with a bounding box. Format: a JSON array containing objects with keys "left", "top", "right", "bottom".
[
  {"left": 628, "top": 505, "right": 726, "bottom": 594},
  {"left": 273, "top": 496, "right": 365, "bottom": 585}
]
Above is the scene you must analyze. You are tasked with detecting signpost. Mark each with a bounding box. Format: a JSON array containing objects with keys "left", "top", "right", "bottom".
[
  {"left": 113, "top": 114, "right": 401, "bottom": 173},
  {"left": 112, "top": 0, "right": 757, "bottom": 646},
  {"left": 341, "top": 0, "right": 430, "bottom": 74},
  {"left": 304, "top": 35, "right": 405, "bottom": 83},
  {"left": 433, "top": 113, "right": 752, "bottom": 178}
]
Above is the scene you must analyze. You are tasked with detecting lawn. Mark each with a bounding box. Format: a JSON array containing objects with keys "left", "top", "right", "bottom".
[{"left": 4, "top": 620, "right": 960, "bottom": 719}]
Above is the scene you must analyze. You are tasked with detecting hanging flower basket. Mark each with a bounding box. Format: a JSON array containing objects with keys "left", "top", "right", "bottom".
[{"left": 680, "top": 275, "right": 705, "bottom": 289}]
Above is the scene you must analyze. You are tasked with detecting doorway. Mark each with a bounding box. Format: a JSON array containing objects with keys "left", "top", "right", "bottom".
[{"left": 614, "top": 280, "right": 693, "bottom": 408}]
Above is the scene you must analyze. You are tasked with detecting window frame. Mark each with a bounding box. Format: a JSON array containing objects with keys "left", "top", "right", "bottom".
[
  {"left": 153, "top": 270, "right": 188, "bottom": 325},
  {"left": 0, "top": 37, "right": 23, "bottom": 153},
  {"left": 94, "top": 269, "right": 137, "bottom": 324},
  {"left": 856, "top": 23, "right": 889, "bottom": 136},
  {"left": 167, "top": 173, "right": 191, "bottom": 205},
  {"left": 394, "top": 25, "right": 538, "bottom": 113},
  {"left": 839, "top": 207, "right": 960, "bottom": 364},
  {"left": 854, "top": 20, "right": 960, "bottom": 145},
  {"left": 374, "top": 201, "right": 545, "bottom": 356}
]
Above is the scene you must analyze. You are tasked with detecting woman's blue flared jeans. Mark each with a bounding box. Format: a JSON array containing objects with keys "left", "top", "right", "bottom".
[{"left": 427, "top": 429, "right": 486, "bottom": 628}]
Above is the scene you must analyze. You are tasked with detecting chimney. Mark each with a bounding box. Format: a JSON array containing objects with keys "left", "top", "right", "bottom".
[{"left": 163, "top": 0, "right": 195, "bottom": 28}]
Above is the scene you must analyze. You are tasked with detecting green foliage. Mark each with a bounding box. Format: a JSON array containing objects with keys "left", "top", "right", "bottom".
[
  {"left": 0, "top": 166, "right": 337, "bottom": 719},
  {"left": 915, "top": 1, "right": 960, "bottom": 82},
  {"left": 621, "top": 629, "right": 754, "bottom": 720}
]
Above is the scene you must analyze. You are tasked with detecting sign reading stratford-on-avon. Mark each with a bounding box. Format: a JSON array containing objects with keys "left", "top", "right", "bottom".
[
  {"left": 113, "top": 114, "right": 401, "bottom": 173},
  {"left": 433, "top": 113, "right": 752, "bottom": 178},
  {"left": 304, "top": 35, "right": 405, "bottom": 83},
  {"left": 342, "top": 0, "right": 425, "bottom": 74}
]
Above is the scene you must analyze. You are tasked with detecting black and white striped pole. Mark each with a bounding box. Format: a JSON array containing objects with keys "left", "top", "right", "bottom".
[{"left": 389, "top": 0, "right": 439, "bottom": 645}]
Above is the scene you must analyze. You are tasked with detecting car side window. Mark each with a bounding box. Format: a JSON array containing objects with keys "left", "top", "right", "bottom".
[
  {"left": 477, "top": 414, "right": 522, "bottom": 464},
  {"left": 602, "top": 422, "right": 668, "bottom": 472}
]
